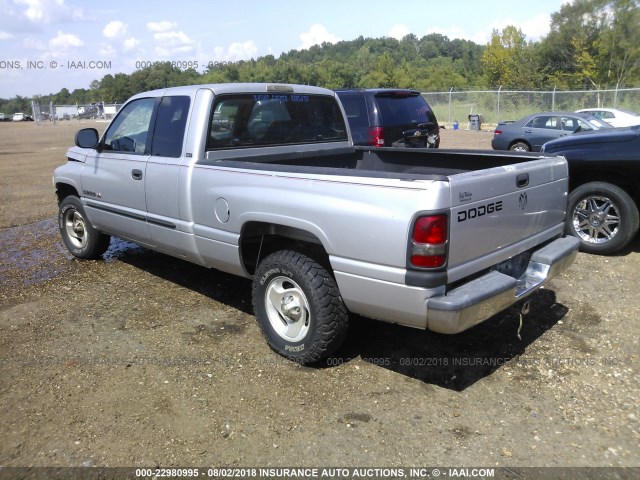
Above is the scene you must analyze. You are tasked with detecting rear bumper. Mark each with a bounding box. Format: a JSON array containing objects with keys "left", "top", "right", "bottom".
[{"left": 426, "top": 236, "right": 580, "bottom": 334}]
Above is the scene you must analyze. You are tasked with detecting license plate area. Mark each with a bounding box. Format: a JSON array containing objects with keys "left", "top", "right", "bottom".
[{"left": 491, "top": 250, "right": 532, "bottom": 279}]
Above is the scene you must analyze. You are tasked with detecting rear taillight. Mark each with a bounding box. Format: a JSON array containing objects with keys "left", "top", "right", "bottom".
[
  {"left": 410, "top": 215, "right": 447, "bottom": 268},
  {"left": 494, "top": 129, "right": 502, "bottom": 135},
  {"left": 368, "top": 127, "right": 385, "bottom": 147}
]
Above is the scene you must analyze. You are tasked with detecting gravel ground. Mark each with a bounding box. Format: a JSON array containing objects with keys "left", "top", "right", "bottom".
[{"left": 0, "top": 122, "right": 638, "bottom": 475}]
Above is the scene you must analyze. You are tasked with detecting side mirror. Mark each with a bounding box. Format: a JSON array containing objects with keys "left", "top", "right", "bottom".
[{"left": 75, "top": 128, "right": 100, "bottom": 149}]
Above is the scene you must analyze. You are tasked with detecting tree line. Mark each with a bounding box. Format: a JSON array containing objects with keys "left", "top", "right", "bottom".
[{"left": 1, "top": 0, "right": 638, "bottom": 113}]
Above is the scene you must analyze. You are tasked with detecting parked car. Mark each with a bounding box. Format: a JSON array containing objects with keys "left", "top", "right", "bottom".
[
  {"left": 492, "top": 112, "right": 611, "bottom": 152},
  {"left": 12, "top": 112, "right": 25, "bottom": 121},
  {"left": 336, "top": 89, "right": 440, "bottom": 148},
  {"left": 77, "top": 104, "right": 99, "bottom": 119},
  {"left": 0, "top": 113, "right": 5, "bottom": 121},
  {"left": 541, "top": 125, "right": 640, "bottom": 254},
  {"left": 576, "top": 108, "right": 640, "bottom": 128}
]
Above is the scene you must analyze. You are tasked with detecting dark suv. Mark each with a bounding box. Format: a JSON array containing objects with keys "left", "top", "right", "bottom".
[{"left": 336, "top": 89, "right": 440, "bottom": 148}]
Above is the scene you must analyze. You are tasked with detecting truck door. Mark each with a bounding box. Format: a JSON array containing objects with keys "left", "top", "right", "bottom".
[
  {"left": 81, "top": 97, "right": 157, "bottom": 243},
  {"left": 145, "top": 95, "right": 191, "bottom": 256}
]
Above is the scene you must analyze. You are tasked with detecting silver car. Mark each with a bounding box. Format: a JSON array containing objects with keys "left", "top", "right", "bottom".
[{"left": 492, "top": 111, "right": 612, "bottom": 152}]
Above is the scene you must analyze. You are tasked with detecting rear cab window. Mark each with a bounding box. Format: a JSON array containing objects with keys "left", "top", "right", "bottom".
[{"left": 207, "top": 93, "right": 347, "bottom": 150}]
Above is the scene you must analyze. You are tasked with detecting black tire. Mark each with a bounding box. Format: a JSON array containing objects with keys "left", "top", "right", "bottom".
[
  {"left": 252, "top": 250, "right": 349, "bottom": 365},
  {"left": 509, "top": 141, "right": 530, "bottom": 152},
  {"left": 58, "top": 196, "right": 111, "bottom": 259},
  {"left": 567, "top": 182, "right": 639, "bottom": 255}
]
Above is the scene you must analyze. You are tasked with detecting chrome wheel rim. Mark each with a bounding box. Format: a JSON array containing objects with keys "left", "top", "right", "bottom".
[
  {"left": 572, "top": 195, "right": 620, "bottom": 244},
  {"left": 264, "top": 276, "right": 310, "bottom": 342},
  {"left": 64, "top": 209, "right": 88, "bottom": 249},
  {"left": 512, "top": 145, "right": 528, "bottom": 152}
]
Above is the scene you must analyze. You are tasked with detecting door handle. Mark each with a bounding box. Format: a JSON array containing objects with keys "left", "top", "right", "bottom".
[
  {"left": 516, "top": 173, "right": 529, "bottom": 188},
  {"left": 131, "top": 169, "right": 143, "bottom": 180}
]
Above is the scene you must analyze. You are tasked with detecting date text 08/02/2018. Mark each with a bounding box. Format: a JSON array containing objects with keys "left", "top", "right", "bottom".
[{"left": 134, "top": 467, "right": 496, "bottom": 478}]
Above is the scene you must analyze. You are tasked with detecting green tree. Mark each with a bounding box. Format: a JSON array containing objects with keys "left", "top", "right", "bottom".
[
  {"left": 537, "top": 0, "right": 640, "bottom": 88},
  {"left": 359, "top": 52, "right": 401, "bottom": 88},
  {"left": 54, "top": 88, "right": 70, "bottom": 104},
  {"left": 481, "top": 26, "right": 540, "bottom": 88},
  {"left": 597, "top": 0, "right": 640, "bottom": 87},
  {"left": 413, "top": 57, "right": 467, "bottom": 91}
]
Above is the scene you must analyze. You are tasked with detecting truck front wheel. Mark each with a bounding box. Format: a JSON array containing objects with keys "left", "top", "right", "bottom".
[
  {"left": 58, "top": 196, "right": 111, "bottom": 259},
  {"left": 567, "top": 182, "right": 639, "bottom": 255},
  {"left": 252, "top": 250, "right": 349, "bottom": 365}
]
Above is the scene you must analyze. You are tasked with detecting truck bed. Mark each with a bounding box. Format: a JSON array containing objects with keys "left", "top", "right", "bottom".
[
  {"left": 200, "top": 144, "right": 569, "bottom": 285},
  {"left": 202, "top": 146, "right": 542, "bottom": 180}
]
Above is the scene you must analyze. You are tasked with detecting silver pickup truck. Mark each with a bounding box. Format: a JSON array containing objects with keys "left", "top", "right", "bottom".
[{"left": 54, "top": 83, "right": 579, "bottom": 364}]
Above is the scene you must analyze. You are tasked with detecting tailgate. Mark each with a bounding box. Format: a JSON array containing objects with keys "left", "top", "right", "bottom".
[{"left": 447, "top": 156, "right": 569, "bottom": 283}]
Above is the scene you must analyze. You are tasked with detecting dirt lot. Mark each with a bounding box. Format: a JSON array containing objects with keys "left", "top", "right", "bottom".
[{"left": 0, "top": 121, "right": 638, "bottom": 474}]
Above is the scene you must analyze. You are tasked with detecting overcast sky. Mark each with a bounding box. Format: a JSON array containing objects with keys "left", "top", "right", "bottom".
[{"left": 0, "top": 0, "right": 567, "bottom": 98}]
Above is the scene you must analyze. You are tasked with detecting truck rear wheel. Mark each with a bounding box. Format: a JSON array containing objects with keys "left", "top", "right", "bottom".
[
  {"left": 567, "top": 182, "right": 639, "bottom": 255},
  {"left": 59, "top": 196, "right": 111, "bottom": 259},
  {"left": 252, "top": 250, "right": 349, "bottom": 365}
]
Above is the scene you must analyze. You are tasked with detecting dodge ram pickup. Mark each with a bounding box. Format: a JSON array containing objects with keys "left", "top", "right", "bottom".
[{"left": 54, "top": 83, "right": 580, "bottom": 364}]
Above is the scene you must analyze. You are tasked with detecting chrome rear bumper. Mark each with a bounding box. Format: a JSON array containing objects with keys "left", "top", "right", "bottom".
[{"left": 426, "top": 236, "right": 579, "bottom": 334}]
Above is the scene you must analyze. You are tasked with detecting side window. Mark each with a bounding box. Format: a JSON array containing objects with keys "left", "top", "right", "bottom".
[
  {"left": 103, "top": 98, "right": 156, "bottom": 154},
  {"left": 546, "top": 117, "right": 559, "bottom": 129},
  {"left": 530, "top": 115, "right": 557, "bottom": 129},
  {"left": 151, "top": 96, "right": 191, "bottom": 158},
  {"left": 339, "top": 94, "right": 369, "bottom": 130},
  {"left": 207, "top": 93, "right": 347, "bottom": 150},
  {"left": 560, "top": 116, "right": 577, "bottom": 131},
  {"left": 576, "top": 119, "right": 595, "bottom": 131}
]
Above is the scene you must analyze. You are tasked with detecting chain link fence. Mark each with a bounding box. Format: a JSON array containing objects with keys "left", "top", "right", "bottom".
[
  {"left": 30, "top": 88, "right": 640, "bottom": 130},
  {"left": 30, "top": 102, "right": 124, "bottom": 125},
  {"left": 422, "top": 87, "right": 640, "bottom": 129}
]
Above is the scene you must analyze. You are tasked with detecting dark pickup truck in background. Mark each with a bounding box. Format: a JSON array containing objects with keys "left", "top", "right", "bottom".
[{"left": 542, "top": 125, "right": 640, "bottom": 255}]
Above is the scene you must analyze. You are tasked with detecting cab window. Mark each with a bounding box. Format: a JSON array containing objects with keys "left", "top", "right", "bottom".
[
  {"left": 207, "top": 93, "right": 347, "bottom": 150},
  {"left": 151, "top": 96, "right": 191, "bottom": 158},
  {"left": 103, "top": 98, "right": 156, "bottom": 154}
]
